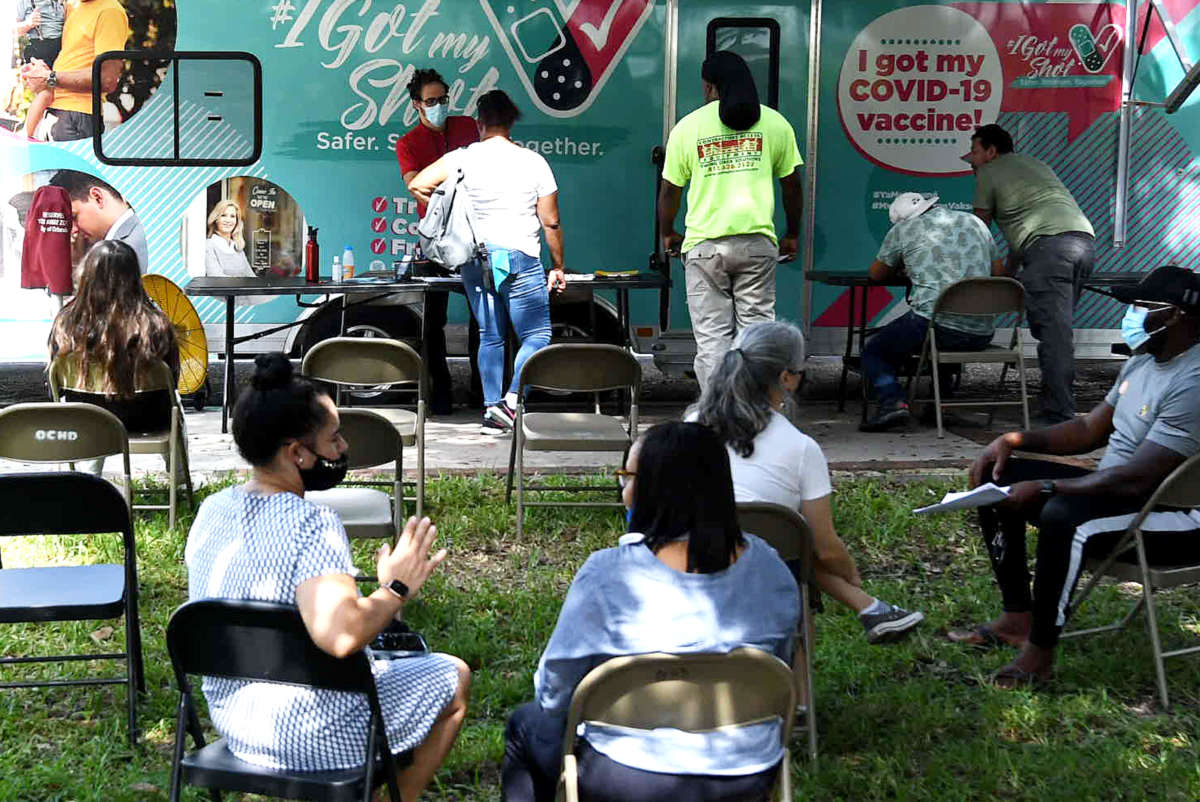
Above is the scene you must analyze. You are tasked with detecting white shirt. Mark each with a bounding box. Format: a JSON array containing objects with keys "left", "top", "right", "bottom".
[
  {"left": 728, "top": 410, "right": 833, "bottom": 509},
  {"left": 444, "top": 137, "right": 557, "bottom": 258},
  {"left": 204, "top": 234, "right": 255, "bottom": 277}
]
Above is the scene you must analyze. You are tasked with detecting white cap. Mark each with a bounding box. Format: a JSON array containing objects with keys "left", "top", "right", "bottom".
[{"left": 889, "top": 192, "right": 939, "bottom": 224}]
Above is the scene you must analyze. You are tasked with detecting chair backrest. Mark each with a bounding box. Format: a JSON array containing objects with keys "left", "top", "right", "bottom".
[
  {"left": 564, "top": 649, "right": 795, "bottom": 746},
  {"left": 518, "top": 344, "right": 642, "bottom": 395},
  {"left": 166, "top": 599, "right": 375, "bottom": 694},
  {"left": 338, "top": 408, "right": 402, "bottom": 470},
  {"left": 932, "top": 277, "right": 1024, "bottom": 318},
  {"left": 1145, "top": 453, "right": 1200, "bottom": 511},
  {"left": 302, "top": 337, "right": 425, "bottom": 396},
  {"left": 50, "top": 355, "right": 176, "bottom": 436},
  {"left": 0, "top": 472, "right": 133, "bottom": 538},
  {"left": 0, "top": 402, "right": 130, "bottom": 463},
  {"left": 736, "top": 502, "right": 816, "bottom": 582},
  {"left": 49, "top": 354, "right": 177, "bottom": 396}
]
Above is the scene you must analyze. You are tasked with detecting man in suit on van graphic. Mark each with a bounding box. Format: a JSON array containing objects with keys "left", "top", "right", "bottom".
[{"left": 50, "top": 170, "right": 149, "bottom": 274}]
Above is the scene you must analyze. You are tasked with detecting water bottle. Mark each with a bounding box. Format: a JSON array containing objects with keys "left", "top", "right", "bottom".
[
  {"left": 342, "top": 245, "right": 355, "bottom": 279},
  {"left": 331, "top": 255, "right": 343, "bottom": 283}
]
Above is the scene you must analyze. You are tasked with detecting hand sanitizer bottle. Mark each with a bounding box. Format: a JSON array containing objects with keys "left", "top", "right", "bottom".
[{"left": 332, "top": 255, "right": 343, "bottom": 283}]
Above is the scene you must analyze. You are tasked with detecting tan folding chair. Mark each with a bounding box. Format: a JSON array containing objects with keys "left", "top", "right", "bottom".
[
  {"left": 737, "top": 501, "right": 819, "bottom": 760},
  {"left": 49, "top": 356, "right": 194, "bottom": 528},
  {"left": 907, "top": 277, "right": 1030, "bottom": 437},
  {"left": 557, "top": 648, "right": 796, "bottom": 802},
  {"left": 0, "top": 402, "right": 133, "bottom": 508},
  {"left": 1060, "top": 453, "right": 1200, "bottom": 709},
  {"left": 307, "top": 408, "right": 402, "bottom": 581},
  {"left": 504, "top": 344, "right": 641, "bottom": 537},
  {"left": 302, "top": 338, "right": 425, "bottom": 518}
]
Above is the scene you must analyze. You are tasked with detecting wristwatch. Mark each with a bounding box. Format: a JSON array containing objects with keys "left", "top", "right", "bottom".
[
  {"left": 46, "top": 70, "right": 57, "bottom": 89},
  {"left": 383, "top": 578, "right": 409, "bottom": 601},
  {"left": 1040, "top": 479, "right": 1057, "bottom": 498}
]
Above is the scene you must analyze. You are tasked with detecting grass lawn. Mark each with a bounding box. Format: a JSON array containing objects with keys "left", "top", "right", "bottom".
[{"left": 1, "top": 473, "right": 1199, "bottom": 800}]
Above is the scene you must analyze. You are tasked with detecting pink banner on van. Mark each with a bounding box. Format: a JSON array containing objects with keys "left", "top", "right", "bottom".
[{"left": 955, "top": 2, "right": 1124, "bottom": 142}]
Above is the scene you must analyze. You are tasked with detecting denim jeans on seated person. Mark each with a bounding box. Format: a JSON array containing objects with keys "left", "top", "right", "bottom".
[
  {"left": 460, "top": 248, "right": 553, "bottom": 408},
  {"left": 861, "top": 310, "right": 993, "bottom": 406}
]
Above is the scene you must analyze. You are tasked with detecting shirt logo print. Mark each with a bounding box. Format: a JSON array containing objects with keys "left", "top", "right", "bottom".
[{"left": 696, "top": 133, "right": 764, "bottom": 175}]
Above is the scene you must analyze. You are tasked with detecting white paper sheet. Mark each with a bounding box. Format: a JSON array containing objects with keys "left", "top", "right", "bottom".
[{"left": 913, "top": 483, "right": 1011, "bottom": 515}]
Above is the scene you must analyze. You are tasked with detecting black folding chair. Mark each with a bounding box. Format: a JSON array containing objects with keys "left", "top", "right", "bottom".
[
  {"left": 0, "top": 472, "right": 145, "bottom": 745},
  {"left": 166, "top": 599, "right": 411, "bottom": 802}
]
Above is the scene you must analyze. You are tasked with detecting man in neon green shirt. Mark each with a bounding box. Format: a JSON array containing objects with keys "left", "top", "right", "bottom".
[{"left": 658, "top": 51, "right": 804, "bottom": 389}]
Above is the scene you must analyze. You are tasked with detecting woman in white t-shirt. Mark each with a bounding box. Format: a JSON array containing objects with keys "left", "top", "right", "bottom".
[
  {"left": 691, "top": 320, "right": 925, "bottom": 644},
  {"left": 411, "top": 90, "right": 567, "bottom": 436}
]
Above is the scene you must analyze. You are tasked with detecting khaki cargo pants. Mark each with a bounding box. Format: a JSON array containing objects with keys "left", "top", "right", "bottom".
[{"left": 684, "top": 233, "right": 778, "bottom": 389}]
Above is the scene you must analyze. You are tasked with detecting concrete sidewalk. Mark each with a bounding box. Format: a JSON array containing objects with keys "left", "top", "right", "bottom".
[
  {"left": 0, "top": 355, "right": 1118, "bottom": 481},
  {"left": 0, "top": 402, "right": 991, "bottom": 482}
]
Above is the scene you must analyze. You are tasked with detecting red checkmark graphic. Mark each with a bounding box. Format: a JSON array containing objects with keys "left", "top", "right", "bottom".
[
  {"left": 370, "top": 239, "right": 387, "bottom": 254},
  {"left": 371, "top": 217, "right": 387, "bottom": 232},
  {"left": 372, "top": 196, "right": 388, "bottom": 213}
]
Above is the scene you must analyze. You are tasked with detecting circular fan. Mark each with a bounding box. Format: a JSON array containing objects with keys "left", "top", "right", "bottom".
[{"left": 142, "top": 274, "right": 208, "bottom": 396}]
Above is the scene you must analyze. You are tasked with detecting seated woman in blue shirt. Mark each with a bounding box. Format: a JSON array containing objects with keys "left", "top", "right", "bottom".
[{"left": 502, "top": 421, "right": 800, "bottom": 802}]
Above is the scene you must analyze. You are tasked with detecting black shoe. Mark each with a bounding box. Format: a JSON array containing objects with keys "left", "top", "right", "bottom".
[
  {"left": 480, "top": 417, "right": 509, "bottom": 436},
  {"left": 486, "top": 403, "right": 516, "bottom": 430},
  {"left": 860, "top": 604, "right": 925, "bottom": 644},
  {"left": 859, "top": 402, "right": 911, "bottom": 432}
]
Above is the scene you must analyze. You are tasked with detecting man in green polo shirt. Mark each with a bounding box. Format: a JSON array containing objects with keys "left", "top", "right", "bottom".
[
  {"left": 658, "top": 51, "right": 803, "bottom": 389},
  {"left": 965, "top": 123, "right": 1095, "bottom": 424}
]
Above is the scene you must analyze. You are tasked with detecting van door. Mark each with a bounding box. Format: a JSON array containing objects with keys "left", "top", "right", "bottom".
[{"left": 651, "top": 2, "right": 810, "bottom": 376}]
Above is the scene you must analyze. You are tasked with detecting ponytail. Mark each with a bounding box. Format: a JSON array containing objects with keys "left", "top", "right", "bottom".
[{"left": 691, "top": 321, "right": 806, "bottom": 457}]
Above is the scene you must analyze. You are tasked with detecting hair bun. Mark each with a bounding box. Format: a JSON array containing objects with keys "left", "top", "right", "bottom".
[{"left": 252, "top": 352, "right": 294, "bottom": 391}]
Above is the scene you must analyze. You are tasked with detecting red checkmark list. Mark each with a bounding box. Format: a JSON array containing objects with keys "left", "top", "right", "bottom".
[
  {"left": 371, "top": 217, "right": 387, "bottom": 233},
  {"left": 372, "top": 196, "right": 388, "bottom": 213},
  {"left": 370, "top": 239, "right": 387, "bottom": 254}
]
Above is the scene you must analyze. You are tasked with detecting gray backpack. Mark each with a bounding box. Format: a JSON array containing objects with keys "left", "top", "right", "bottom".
[{"left": 416, "top": 167, "right": 485, "bottom": 270}]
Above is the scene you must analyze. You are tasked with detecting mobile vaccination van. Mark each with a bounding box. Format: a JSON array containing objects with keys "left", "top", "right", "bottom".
[{"left": 2, "top": 0, "right": 1197, "bottom": 377}]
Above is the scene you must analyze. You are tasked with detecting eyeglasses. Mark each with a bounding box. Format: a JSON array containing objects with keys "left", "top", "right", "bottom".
[
  {"left": 615, "top": 469, "right": 636, "bottom": 488},
  {"left": 419, "top": 95, "right": 450, "bottom": 108}
]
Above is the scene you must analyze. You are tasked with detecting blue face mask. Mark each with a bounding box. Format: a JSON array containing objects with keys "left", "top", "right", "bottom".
[
  {"left": 1121, "top": 305, "right": 1168, "bottom": 352},
  {"left": 625, "top": 506, "right": 634, "bottom": 528},
  {"left": 424, "top": 103, "right": 449, "bottom": 128}
]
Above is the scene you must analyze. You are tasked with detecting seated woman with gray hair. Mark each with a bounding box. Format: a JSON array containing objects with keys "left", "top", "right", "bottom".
[{"left": 691, "top": 320, "right": 925, "bottom": 643}]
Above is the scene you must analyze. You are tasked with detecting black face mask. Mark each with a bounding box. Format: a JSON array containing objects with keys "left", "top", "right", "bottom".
[{"left": 298, "top": 444, "right": 348, "bottom": 492}]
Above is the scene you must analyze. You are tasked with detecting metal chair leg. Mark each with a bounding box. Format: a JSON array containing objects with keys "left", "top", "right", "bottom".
[
  {"left": 505, "top": 429, "right": 518, "bottom": 504},
  {"left": 515, "top": 406, "right": 525, "bottom": 538},
  {"left": 931, "top": 350, "right": 945, "bottom": 438}
]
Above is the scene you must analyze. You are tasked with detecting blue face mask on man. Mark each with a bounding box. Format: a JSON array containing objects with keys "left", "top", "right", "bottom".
[
  {"left": 1120, "top": 304, "right": 1170, "bottom": 352},
  {"left": 424, "top": 102, "right": 449, "bottom": 128}
]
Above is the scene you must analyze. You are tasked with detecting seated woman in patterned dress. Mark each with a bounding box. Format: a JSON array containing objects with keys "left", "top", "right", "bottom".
[{"left": 184, "top": 353, "right": 470, "bottom": 799}]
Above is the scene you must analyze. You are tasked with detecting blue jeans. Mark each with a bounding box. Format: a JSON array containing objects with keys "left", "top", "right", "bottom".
[
  {"left": 862, "top": 311, "right": 993, "bottom": 406},
  {"left": 461, "top": 249, "right": 552, "bottom": 407}
]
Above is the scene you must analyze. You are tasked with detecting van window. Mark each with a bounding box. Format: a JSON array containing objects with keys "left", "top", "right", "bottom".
[
  {"left": 94, "top": 52, "right": 262, "bottom": 167},
  {"left": 706, "top": 19, "right": 780, "bottom": 109}
]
